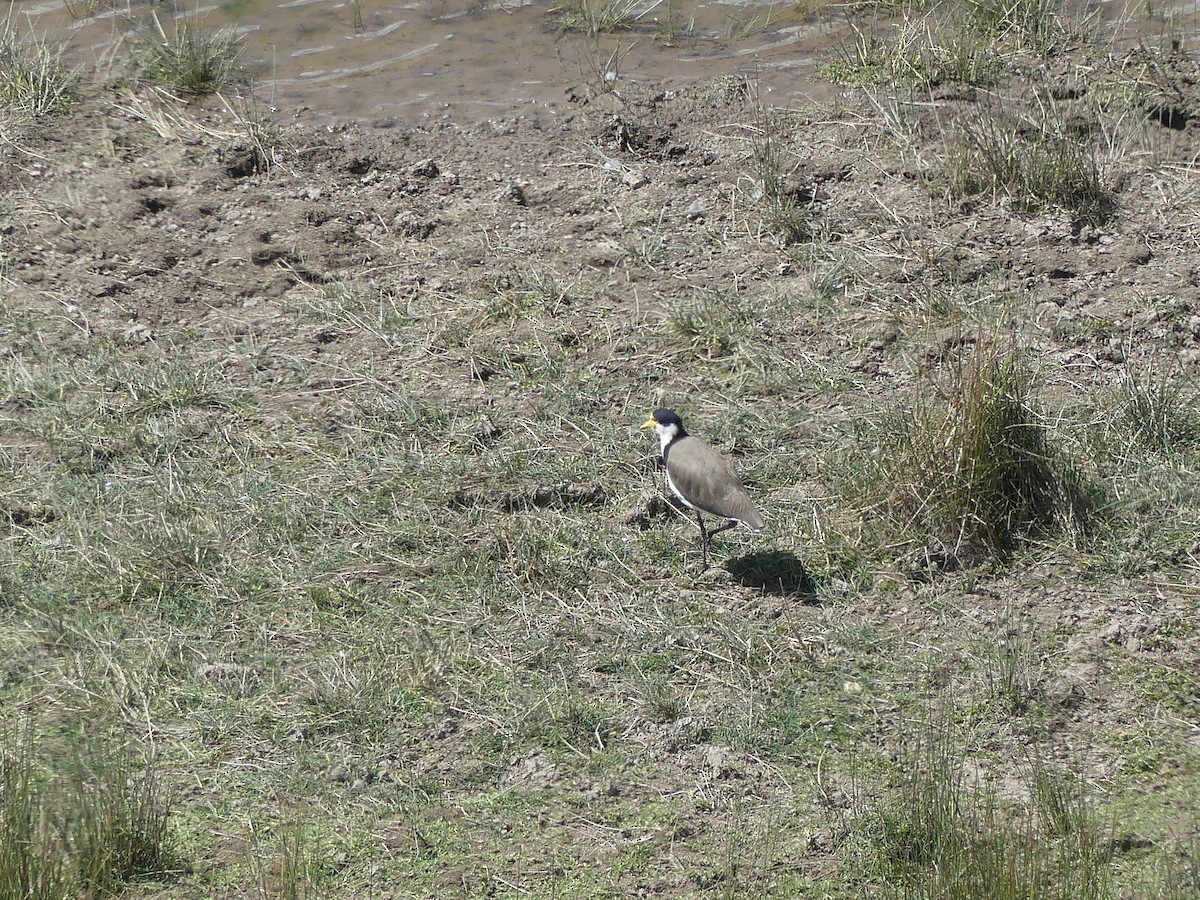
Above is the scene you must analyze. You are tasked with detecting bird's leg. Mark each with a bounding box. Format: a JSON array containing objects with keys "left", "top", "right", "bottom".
[
  {"left": 695, "top": 511, "right": 709, "bottom": 570},
  {"left": 701, "top": 520, "right": 738, "bottom": 569},
  {"left": 708, "top": 520, "right": 738, "bottom": 539}
]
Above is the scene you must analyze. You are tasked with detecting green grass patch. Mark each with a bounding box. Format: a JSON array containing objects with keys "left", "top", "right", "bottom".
[
  {"left": 750, "top": 112, "right": 815, "bottom": 246},
  {"left": 849, "top": 720, "right": 1116, "bottom": 896},
  {"left": 944, "top": 102, "right": 1112, "bottom": 223},
  {"left": 0, "top": 18, "right": 77, "bottom": 117},
  {"left": 131, "top": 16, "right": 244, "bottom": 98},
  {"left": 822, "top": 14, "right": 1002, "bottom": 88},
  {"left": 1118, "top": 362, "right": 1200, "bottom": 459},
  {"left": 967, "top": 0, "right": 1062, "bottom": 51},
  {"left": 555, "top": 0, "right": 653, "bottom": 35}
]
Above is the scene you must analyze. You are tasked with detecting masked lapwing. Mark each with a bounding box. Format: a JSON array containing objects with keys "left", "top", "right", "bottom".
[{"left": 642, "top": 408, "right": 764, "bottom": 569}]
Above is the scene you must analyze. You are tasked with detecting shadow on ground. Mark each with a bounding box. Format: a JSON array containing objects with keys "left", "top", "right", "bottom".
[{"left": 726, "top": 550, "right": 816, "bottom": 599}]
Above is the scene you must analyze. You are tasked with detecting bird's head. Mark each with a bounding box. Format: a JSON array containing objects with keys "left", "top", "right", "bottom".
[{"left": 642, "top": 408, "right": 686, "bottom": 446}]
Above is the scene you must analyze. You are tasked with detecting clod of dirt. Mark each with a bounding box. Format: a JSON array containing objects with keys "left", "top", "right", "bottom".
[
  {"left": 3, "top": 506, "right": 56, "bottom": 527},
  {"left": 503, "top": 751, "right": 559, "bottom": 787},
  {"left": 139, "top": 194, "right": 172, "bottom": 214},
  {"left": 121, "top": 322, "right": 153, "bottom": 345},
  {"left": 497, "top": 180, "right": 527, "bottom": 206},
  {"left": 704, "top": 744, "right": 741, "bottom": 779},
  {"left": 462, "top": 415, "right": 501, "bottom": 450},
  {"left": 409, "top": 158, "right": 439, "bottom": 178},
  {"left": 225, "top": 146, "right": 269, "bottom": 178},
  {"left": 619, "top": 491, "right": 673, "bottom": 529},
  {"left": 621, "top": 168, "right": 649, "bottom": 189},
  {"left": 609, "top": 118, "right": 685, "bottom": 159}
]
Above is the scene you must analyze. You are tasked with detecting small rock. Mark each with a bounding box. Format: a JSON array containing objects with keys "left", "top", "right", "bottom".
[
  {"left": 1035, "top": 301, "right": 1061, "bottom": 322},
  {"left": 410, "top": 158, "right": 439, "bottom": 178},
  {"left": 587, "top": 239, "right": 624, "bottom": 269},
  {"left": 622, "top": 168, "right": 649, "bottom": 189},
  {"left": 122, "top": 323, "right": 153, "bottom": 345},
  {"left": 705, "top": 744, "right": 735, "bottom": 778},
  {"left": 685, "top": 198, "right": 707, "bottom": 221}
]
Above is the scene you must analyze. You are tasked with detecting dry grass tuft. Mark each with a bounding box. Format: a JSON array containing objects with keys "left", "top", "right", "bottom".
[{"left": 0, "top": 17, "right": 76, "bottom": 117}]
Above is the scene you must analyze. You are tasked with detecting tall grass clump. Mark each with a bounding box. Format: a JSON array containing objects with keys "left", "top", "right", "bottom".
[
  {"left": 968, "top": 0, "right": 1061, "bottom": 52},
  {"left": 0, "top": 19, "right": 77, "bottom": 116},
  {"left": 855, "top": 721, "right": 1115, "bottom": 896},
  {"left": 0, "top": 730, "right": 71, "bottom": 900},
  {"left": 821, "top": 14, "right": 1002, "bottom": 88},
  {"left": 750, "top": 115, "right": 813, "bottom": 245},
  {"left": 1118, "top": 363, "right": 1200, "bottom": 458},
  {"left": 861, "top": 338, "right": 1090, "bottom": 562},
  {"left": 71, "top": 742, "right": 174, "bottom": 892},
  {"left": 131, "top": 15, "right": 243, "bottom": 97},
  {"left": 945, "top": 101, "right": 1111, "bottom": 223},
  {"left": 0, "top": 726, "right": 174, "bottom": 897}
]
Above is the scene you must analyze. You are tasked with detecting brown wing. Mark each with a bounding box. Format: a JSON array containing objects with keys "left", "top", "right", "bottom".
[{"left": 665, "top": 436, "right": 764, "bottom": 530}]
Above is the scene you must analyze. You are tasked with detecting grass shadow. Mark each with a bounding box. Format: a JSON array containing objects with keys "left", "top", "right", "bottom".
[{"left": 726, "top": 550, "right": 816, "bottom": 599}]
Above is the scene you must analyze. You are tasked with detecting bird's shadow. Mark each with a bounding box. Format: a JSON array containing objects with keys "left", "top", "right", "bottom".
[{"left": 726, "top": 550, "right": 817, "bottom": 600}]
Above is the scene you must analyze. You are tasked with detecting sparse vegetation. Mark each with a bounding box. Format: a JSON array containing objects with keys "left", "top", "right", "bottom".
[
  {"left": 1, "top": 0, "right": 1198, "bottom": 895},
  {"left": 1119, "top": 362, "right": 1200, "bottom": 457},
  {"left": 852, "top": 716, "right": 1116, "bottom": 897},
  {"left": 826, "top": 0, "right": 1062, "bottom": 87},
  {"left": 968, "top": 0, "right": 1062, "bottom": 51},
  {"left": 556, "top": 0, "right": 656, "bottom": 35},
  {"left": 750, "top": 112, "right": 814, "bottom": 245},
  {"left": 821, "top": 14, "right": 1003, "bottom": 87},
  {"left": 944, "top": 99, "right": 1112, "bottom": 222},
  {"left": 667, "top": 288, "right": 748, "bottom": 357}
]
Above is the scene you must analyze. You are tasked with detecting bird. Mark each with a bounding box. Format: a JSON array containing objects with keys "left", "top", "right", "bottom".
[{"left": 642, "top": 407, "right": 764, "bottom": 569}]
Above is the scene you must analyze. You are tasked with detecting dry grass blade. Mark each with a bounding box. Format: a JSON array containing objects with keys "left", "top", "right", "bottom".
[{"left": 114, "top": 87, "right": 240, "bottom": 141}]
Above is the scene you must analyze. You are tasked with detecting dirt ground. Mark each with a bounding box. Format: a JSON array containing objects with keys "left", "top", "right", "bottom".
[{"left": 3, "top": 8, "right": 1200, "bottom": 897}]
